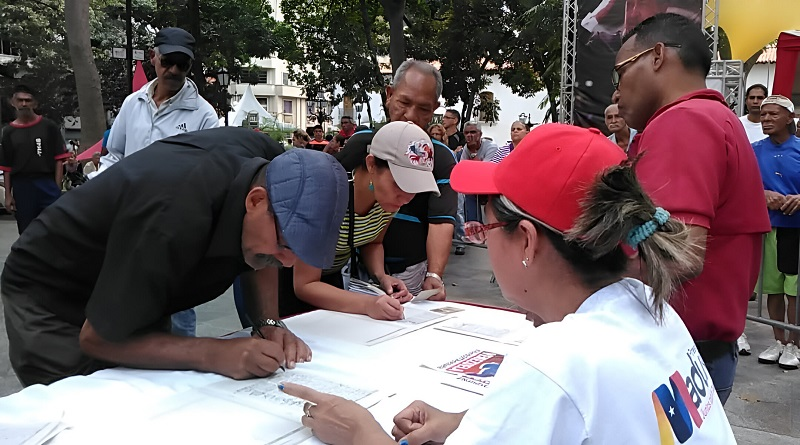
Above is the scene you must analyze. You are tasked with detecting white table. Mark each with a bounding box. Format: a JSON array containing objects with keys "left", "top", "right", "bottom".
[{"left": 0, "top": 301, "right": 530, "bottom": 445}]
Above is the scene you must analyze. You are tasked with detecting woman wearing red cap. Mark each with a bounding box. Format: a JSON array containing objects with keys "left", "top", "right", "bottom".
[{"left": 278, "top": 124, "right": 735, "bottom": 444}]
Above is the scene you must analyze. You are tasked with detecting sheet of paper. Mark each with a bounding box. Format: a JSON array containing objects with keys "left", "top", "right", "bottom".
[
  {"left": 288, "top": 311, "right": 406, "bottom": 345},
  {"left": 435, "top": 319, "right": 530, "bottom": 345},
  {"left": 202, "top": 371, "right": 380, "bottom": 422},
  {"left": 348, "top": 278, "right": 386, "bottom": 296},
  {"left": 410, "top": 288, "right": 442, "bottom": 302},
  {"left": 363, "top": 305, "right": 451, "bottom": 345},
  {"left": 135, "top": 389, "right": 311, "bottom": 445},
  {"left": 421, "top": 349, "right": 505, "bottom": 395}
]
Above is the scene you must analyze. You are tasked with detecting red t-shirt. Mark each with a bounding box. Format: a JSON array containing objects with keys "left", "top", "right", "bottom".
[{"left": 629, "top": 89, "right": 770, "bottom": 342}]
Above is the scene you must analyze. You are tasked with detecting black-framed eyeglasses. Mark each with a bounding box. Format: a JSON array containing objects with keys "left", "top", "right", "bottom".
[
  {"left": 160, "top": 53, "right": 192, "bottom": 72},
  {"left": 463, "top": 221, "right": 508, "bottom": 244},
  {"left": 611, "top": 43, "right": 681, "bottom": 89}
]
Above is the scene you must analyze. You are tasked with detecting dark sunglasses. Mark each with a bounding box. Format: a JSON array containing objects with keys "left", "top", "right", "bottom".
[
  {"left": 160, "top": 53, "right": 192, "bottom": 72},
  {"left": 611, "top": 43, "right": 681, "bottom": 89}
]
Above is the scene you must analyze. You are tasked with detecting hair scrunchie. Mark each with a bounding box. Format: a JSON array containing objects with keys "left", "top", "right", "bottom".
[{"left": 626, "top": 207, "right": 670, "bottom": 250}]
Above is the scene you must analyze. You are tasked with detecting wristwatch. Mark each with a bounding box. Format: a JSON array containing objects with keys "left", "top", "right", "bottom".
[
  {"left": 425, "top": 272, "right": 444, "bottom": 285},
  {"left": 254, "top": 318, "right": 287, "bottom": 330}
]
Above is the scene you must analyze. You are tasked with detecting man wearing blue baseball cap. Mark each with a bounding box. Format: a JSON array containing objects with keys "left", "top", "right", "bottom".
[{"left": 1, "top": 127, "right": 348, "bottom": 387}]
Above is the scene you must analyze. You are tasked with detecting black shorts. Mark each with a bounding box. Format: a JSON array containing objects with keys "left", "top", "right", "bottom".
[{"left": 776, "top": 227, "right": 800, "bottom": 275}]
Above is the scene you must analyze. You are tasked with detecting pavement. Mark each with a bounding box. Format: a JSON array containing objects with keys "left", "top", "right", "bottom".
[{"left": 0, "top": 216, "right": 797, "bottom": 443}]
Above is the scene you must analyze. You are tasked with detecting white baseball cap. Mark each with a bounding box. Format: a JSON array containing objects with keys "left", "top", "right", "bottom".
[{"left": 369, "top": 121, "right": 439, "bottom": 196}]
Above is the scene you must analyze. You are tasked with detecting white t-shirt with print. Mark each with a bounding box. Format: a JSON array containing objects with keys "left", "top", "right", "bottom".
[
  {"left": 446, "top": 279, "right": 735, "bottom": 444},
  {"left": 740, "top": 115, "right": 766, "bottom": 144}
]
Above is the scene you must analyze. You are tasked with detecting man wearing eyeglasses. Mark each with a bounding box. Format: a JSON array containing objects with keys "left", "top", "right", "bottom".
[
  {"left": 94, "top": 27, "right": 219, "bottom": 336},
  {"left": 614, "top": 13, "right": 769, "bottom": 405}
]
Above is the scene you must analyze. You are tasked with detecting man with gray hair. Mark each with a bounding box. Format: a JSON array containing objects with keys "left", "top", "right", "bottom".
[
  {"left": 380, "top": 59, "right": 458, "bottom": 298},
  {"left": 604, "top": 103, "right": 636, "bottom": 153}
]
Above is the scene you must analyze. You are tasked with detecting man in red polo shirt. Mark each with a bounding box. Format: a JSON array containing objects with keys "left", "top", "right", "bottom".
[{"left": 615, "top": 13, "right": 770, "bottom": 405}]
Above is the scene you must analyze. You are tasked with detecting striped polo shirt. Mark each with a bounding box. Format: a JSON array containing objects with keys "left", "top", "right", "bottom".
[{"left": 328, "top": 202, "right": 394, "bottom": 272}]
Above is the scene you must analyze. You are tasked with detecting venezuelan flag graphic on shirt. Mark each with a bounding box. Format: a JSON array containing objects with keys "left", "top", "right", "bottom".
[{"left": 651, "top": 346, "right": 716, "bottom": 444}]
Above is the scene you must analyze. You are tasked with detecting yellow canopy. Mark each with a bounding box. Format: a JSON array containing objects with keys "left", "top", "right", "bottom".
[{"left": 717, "top": 0, "right": 800, "bottom": 60}]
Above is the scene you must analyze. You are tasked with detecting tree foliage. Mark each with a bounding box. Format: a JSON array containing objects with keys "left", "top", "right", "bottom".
[
  {"left": 278, "top": 0, "right": 390, "bottom": 112},
  {"left": 277, "top": 0, "right": 563, "bottom": 125},
  {"left": 0, "top": 0, "right": 282, "bottom": 133}
]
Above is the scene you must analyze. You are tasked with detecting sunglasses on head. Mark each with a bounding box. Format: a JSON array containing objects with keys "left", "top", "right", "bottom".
[{"left": 160, "top": 53, "right": 192, "bottom": 72}]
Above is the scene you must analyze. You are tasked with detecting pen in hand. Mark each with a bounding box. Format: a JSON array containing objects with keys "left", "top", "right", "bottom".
[{"left": 253, "top": 327, "right": 287, "bottom": 372}]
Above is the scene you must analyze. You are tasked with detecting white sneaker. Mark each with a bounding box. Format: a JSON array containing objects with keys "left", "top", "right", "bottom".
[
  {"left": 737, "top": 334, "right": 751, "bottom": 355},
  {"left": 778, "top": 343, "right": 800, "bottom": 370},
  {"left": 758, "top": 340, "right": 784, "bottom": 364}
]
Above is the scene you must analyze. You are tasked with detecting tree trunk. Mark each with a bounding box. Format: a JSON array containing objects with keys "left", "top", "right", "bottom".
[
  {"left": 64, "top": 0, "right": 106, "bottom": 147},
  {"left": 380, "top": 0, "right": 406, "bottom": 75},
  {"left": 359, "top": 0, "right": 389, "bottom": 120},
  {"left": 366, "top": 99, "right": 375, "bottom": 126}
]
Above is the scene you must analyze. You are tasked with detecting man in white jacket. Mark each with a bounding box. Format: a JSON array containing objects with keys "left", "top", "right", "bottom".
[
  {"left": 97, "top": 27, "right": 218, "bottom": 175},
  {"left": 96, "top": 27, "right": 218, "bottom": 337}
]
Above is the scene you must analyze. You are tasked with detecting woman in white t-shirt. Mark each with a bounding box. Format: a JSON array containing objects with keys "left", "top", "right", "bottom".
[{"left": 279, "top": 124, "right": 736, "bottom": 444}]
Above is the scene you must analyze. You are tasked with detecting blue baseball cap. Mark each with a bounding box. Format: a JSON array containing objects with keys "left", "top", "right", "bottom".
[{"left": 266, "top": 150, "right": 348, "bottom": 269}]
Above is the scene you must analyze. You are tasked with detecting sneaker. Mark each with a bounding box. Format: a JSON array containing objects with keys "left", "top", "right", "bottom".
[
  {"left": 758, "top": 340, "right": 784, "bottom": 364},
  {"left": 737, "top": 334, "right": 751, "bottom": 355},
  {"left": 454, "top": 246, "right": 466, "bottom": 255},
  {"left": 778, "top": 343, "right": 800, "bottom": 370}
]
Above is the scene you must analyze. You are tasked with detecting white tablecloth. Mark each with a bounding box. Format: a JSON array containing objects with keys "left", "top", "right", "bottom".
[{"left": 0, "top": 301, "right": 530, "bottom": 444}]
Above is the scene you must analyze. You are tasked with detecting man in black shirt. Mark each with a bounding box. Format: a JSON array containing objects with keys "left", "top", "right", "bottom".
[
  {"left": 443, "top": 109, "right": 465, "bottom": 154},
  {"left": 381, "top": 60, "right": 458, "bottom": 298},
  {"left": 0, "top": 85, "right": 69, "bottom": 234},
  {"left": 1, "top": 127, "right": 348, "bottom": 386}
]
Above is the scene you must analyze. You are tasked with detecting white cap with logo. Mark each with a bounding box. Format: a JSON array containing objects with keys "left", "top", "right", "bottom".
[{"left": 368, "top": 121, "right": 440, "bottom": 196}]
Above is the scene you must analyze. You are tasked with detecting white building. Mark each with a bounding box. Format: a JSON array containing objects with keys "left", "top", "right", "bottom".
[{"left": 226, "top": 0, "right": 308, "bottom": 129}]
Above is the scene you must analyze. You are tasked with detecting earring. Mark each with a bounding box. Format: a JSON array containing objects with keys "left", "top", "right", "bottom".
[
  {"left": 522, "top": 258, "right": 529, "bottom": 268},
  {"left": 368, "top": 180, "right": 374, "bottom": 192}
]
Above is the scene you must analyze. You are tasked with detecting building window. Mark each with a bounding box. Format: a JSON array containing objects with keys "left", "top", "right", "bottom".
[
  {"left": 282, "top": 72, "right": 289, "bottom": 86},
  {"left": 283, "top": 100, "right": 293, "bottom": 114},
  {"left": 0, "top": 39, "right": 19, "bottom": 56},
  {"left": 475, "top": 91, "right": 500, "bottom": 125}
]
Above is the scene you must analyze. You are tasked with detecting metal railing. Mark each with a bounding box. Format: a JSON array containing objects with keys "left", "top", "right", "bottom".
[{"left": 749, "top": 233, "right": 800, "bottom": 333}]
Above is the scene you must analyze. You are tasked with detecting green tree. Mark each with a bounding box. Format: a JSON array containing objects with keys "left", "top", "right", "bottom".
[
  {"left": 498, "top": 0, "right": 562, "bottom": 121},
  {"left": 278, "top": 0, "right": 390, "bottom": 122},
  {"left": 0, "top": 0, "right": 154, "bottom": 132}
]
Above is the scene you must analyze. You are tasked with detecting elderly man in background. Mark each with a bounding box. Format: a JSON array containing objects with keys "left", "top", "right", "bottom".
[
  {"left": 604, "top": 103, "right": 637, "bottom": 153},
  {"left": 381, "top": 60, "right": 458, "bottom": 297}
]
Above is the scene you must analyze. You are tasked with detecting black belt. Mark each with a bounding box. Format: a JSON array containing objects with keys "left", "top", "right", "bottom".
[{"left": 695, "top": 340, "right": 735, "bottom": 360}]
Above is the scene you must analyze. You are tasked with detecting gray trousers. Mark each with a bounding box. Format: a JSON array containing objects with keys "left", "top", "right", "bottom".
[
  {"left": 2, "top": 282, "right": 109, "bottom": 387},
  {"left": 391, "top": 260, "right": 428, "bottom": 296}
]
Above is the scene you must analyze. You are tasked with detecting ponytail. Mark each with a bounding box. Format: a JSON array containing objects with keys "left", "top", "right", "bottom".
[{"left": 567, "top": 161, "right": 702, "bottom": 321}]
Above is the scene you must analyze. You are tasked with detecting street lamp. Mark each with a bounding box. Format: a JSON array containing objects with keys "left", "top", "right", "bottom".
[
  {"left": 217, "top": 67, "right": 230, "bottom": 126},
  {"left": 307, "top": 93, "right": 331, "bottom": 130},
  {"left": 355, "top": 103, "right": 363, "bottom": 125}
]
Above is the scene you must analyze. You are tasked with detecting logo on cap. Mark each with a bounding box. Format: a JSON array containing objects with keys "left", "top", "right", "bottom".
[{"left": 406, "top": 139, "right": 433, "bottom": 168}]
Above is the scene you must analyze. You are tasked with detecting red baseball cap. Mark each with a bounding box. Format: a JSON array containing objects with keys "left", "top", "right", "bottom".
[{"left": 451, "top": 123, "right": 627, "bottom": 232}]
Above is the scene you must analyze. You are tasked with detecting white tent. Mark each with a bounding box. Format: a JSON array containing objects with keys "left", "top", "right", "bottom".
[{"left": 222, "top": 84, "right": 286, "bottom": 128}]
